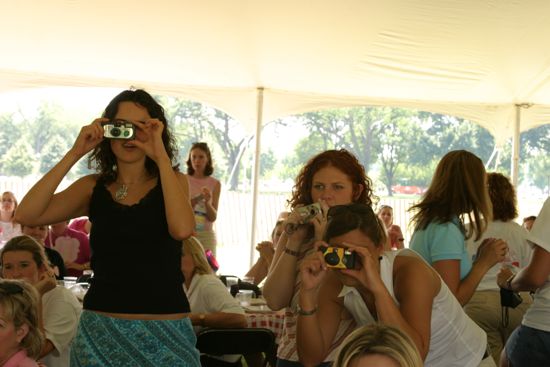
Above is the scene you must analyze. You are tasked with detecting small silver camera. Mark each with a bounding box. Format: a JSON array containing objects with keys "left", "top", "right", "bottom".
[
  {"left": 296, "top": 203, "right": 321, "bottom": 223},
  {"left": 103, "top": 120, "right": 135, "bottom": 140}
]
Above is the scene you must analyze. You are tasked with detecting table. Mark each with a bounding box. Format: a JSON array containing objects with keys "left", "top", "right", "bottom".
[{"left": 244, "top": 305, "right": 285, "bottom": 345}]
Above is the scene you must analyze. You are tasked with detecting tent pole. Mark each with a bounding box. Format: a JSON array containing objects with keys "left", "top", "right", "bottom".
[
  {"left": 250, "top": 87, "right": 264, "bottom": 268},
  {"left": 511, "top": 104, "right": 521, "bottom": 187}
]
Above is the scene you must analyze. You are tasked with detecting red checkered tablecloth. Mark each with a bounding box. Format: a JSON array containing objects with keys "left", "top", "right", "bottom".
[{"left": 245, "top": 311, "right": 285, "bottom": 344}]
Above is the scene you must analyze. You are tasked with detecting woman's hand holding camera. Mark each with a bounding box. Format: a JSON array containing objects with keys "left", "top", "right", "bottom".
[
  {"left": 340, "top": 246, "right": 386, "bottom": 295},
  {"left": 311, "top": 200, "right": 329, "bottom": 241},
  {"left": 126, "top": 119, "right": 169, "bottom": 164},
  {"left": 475, "top": 237, "right": 509, "bottom": 270},
  {"left": 300, "top": 251, "right": 327, "bottom": 293},
  {"left": 70, "top": 118, "right": 107, "bottom": 158}
]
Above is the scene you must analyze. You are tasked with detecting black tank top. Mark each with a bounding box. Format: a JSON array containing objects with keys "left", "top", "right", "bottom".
[{"left": 83, "top": 177, "right": 191, "bottom": 314}]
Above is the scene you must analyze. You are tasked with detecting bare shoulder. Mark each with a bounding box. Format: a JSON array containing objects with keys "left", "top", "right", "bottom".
[
  {"left": 69, "top": 174, "right": 100, "bottom": 194},
  {"left": 394, "top": 254, "right": 440, "bottom": 295}
]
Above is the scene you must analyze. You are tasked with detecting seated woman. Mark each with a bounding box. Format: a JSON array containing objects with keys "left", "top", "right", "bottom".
[
  {"left": 297, "top": 203, "right": 492, "bottom": 367},
  {"left": 245, "top": 211, "right": 289, "bottom": 285},
  {"left": 333, "top": 324, "right": 423, "bottom": 367},
  {"left": 377, "top": 205, "right": 405, "bottom": 250},
  {"left": 0, "top": 279, "right": 43, "bottom": 367},
  {"left": 21, "top": 224, "right": 67, "bottom": 280},
  {"left": 181, "top": 236, "right": 246, "bottom": 331},
  {"left": 1, "top": 235, "right": 81, "bottom": 367}
]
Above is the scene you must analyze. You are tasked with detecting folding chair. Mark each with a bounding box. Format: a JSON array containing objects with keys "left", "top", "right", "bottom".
[{"left": 196, "top": 328, "right": 277, "bottom": 367}]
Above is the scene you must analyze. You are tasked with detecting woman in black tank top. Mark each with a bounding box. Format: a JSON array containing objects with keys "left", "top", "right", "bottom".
[{"left": 15, "top": 89, "right": 200, "bottom": 366}]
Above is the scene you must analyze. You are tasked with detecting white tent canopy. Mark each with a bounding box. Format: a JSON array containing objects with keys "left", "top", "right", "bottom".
[
  {"left": 4, "top": 0, "right": 550, "bottom": 259},
  {"left": 2, "top": 0, "right": 550, "bottom": 141}
]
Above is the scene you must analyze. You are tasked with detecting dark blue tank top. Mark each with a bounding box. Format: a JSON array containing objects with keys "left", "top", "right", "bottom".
[{"left": 83, "top": 177, "right": 190, "bottom": 314}]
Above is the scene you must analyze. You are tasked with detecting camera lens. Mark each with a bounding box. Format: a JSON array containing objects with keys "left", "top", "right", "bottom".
[
  {"left": 110, "top": 127, "right": 121, "bottom": 137},
  {"left": 123, "top": 130, "right": 130, "bottom": 137},
  {"left": 324, "top": 251, "right": 340, "bottom": 266}
]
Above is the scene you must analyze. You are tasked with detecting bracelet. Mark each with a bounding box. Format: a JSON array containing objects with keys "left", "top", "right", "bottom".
[
  {"left": 297, "top": 305, "right": 318, "bottom": 316},
  {"left": 506, "top": 274, "right": 516, "bottom": 290},
  {"left": 284, "top": 248, "right": 300, "bottom": 257}
]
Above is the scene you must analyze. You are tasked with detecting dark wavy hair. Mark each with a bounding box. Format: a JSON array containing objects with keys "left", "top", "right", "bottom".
[
  {"left": 325, "top": 204, "right": 387, "bottom": 248},
  {"left": 186, "top": 142, "right": 214, "bottom": 176},
  {"left": 487, "top": 172, "right": 517, "bottom": 221},
  {"left": 89, "top": 89, "right": 179, "bottom": 183},
  {"left": 409, "top": 150, "right": 492, "bottom": 241},
  {"left": 288, "top": 149, "right": 375, "bottom": 209}
]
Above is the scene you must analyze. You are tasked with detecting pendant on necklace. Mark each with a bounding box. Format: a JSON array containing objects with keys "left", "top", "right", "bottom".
[{"left": 115, "top": 184, "right": 128, "bottom": 201}]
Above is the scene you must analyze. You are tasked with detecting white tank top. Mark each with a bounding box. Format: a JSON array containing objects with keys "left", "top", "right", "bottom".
[{"left": 339, "top": 249, "right": 487, "bottom": 367}]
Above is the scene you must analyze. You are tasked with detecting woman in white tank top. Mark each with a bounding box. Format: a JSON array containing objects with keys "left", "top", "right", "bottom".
[{"left": 297, "top": 203, "right": 492, "bottom": 367}]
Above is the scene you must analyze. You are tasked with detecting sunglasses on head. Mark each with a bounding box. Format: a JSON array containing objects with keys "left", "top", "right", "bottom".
[{"left": 0, "top": 281, "right": 24, "bottom": 295}]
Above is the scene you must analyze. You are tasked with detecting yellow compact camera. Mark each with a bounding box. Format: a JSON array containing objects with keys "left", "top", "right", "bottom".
[{"left": 319, "top": 245, "right": 357, "bottom": 269}]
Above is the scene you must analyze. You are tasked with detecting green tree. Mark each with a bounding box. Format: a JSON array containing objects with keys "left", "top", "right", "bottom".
[
  {"left": 1, "top": 138, "right": 34, "bottom": 176},
  {"left": 40, "top": 135, "right": 69, "bottom": 174},
  {"left": 0, "top": 114, "right": 23, "bottom": 172}
]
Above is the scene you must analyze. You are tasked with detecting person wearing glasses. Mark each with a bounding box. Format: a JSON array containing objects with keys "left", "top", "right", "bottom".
[
  {"left": 263, "top": 149, "right": 375, "bottom": 367},
  {"left": 1, "top": 236, "right": 81, "bottom": 367},
  {"left": 409, "top": 150, "right": 508, "bottom": 306},
  {"left": 0, "top": 192, "right": 22, "bottom": 246},
  {"left": 14, "top": 90, "right": 200, "bottom": 366},
  {"left": 0, "top": 279, "right": 43, "bottom": 367},
  {"left": 297, "top": 203, "right": 492, "bottom": 367},
  {"left": 186, "top": 142, "right": 221, "bottom": 257}
]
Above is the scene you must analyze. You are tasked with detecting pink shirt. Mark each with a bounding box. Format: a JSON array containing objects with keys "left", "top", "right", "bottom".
[
  {"left": 187, "top": 175, "right": 220, "bottom": 232},
  {"left": 45, "top": 227, "right": 91, "bottom": 277},
  {"left": 3, "top": 350, "right": 39, "bottom": 367}
]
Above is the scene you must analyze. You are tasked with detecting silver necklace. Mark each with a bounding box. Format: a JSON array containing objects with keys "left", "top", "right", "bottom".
[{"left": 115, "top": 184, "right": 128, "bottom": 201}]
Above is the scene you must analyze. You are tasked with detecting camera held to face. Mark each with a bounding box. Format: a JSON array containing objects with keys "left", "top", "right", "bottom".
[
  {"left": 103, "top": 120, "right": 136, "bottom": 140},
  {"left": 296, "top": 203, "right": 321, "bottom": 223},
  {"left": 319, "top": 245, "right": 357, "bottom": 269}
]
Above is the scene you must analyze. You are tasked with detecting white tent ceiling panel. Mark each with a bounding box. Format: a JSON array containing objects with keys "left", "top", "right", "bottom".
[{"left": 1, "top": 0, "right": 550, "bottom": 139}]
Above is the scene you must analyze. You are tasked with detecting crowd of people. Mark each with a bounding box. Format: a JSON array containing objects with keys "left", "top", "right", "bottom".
[{"left": 0, "top": 89, "right": 548, "bottom": 367}]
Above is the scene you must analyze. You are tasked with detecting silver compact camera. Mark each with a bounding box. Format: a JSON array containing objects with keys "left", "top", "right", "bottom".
[
  {"left": 103, "top": 120, "right": 136, "bottom": 140},
  {"left": 296, "top": 203, "right": 321, "bottom": 223}
]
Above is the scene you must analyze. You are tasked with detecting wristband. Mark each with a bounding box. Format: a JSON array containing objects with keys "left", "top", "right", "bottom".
[
  {"left": 297, "top": 305, "right": 318, "bottom": 316},
  {"left": 284, "top": 248, "right": 300, "bottom": 257}
]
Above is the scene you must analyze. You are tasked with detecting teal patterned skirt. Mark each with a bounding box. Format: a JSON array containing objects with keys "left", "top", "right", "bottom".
[{"left": 70, "top": 310, "right": 200, "bottom": 367}]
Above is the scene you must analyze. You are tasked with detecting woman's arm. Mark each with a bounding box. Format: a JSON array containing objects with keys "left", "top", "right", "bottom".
[
  {"left": 383, "top": 256, "right": 438, "bottom": 360},
  {"left": 498, "top": 245, "right": 550, "bottom": 292},
  {"left": 263, "top": 216, "right": 310, "bottom": 310},
  {"left": 188, "top": 312, "right": 246, "bottom": 329},
  {"left": 297, "top": 258, "right": 343, "bottom": 366},
  {"left": 203, "top": 180, "right": 221, "bottom": 222},
  {"left": 16, "top": 120, "right": 105, "bottom": 226},
  {"left": 159, "top": 168, "right": 195, "bottom": 240},
  {"left": 433, "top": 238, "right": 507, "bottom": 305}
]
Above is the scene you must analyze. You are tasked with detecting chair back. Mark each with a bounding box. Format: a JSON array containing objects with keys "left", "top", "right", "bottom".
[{"left": 196, "top": 328, "right": 277, "bottom": 367}]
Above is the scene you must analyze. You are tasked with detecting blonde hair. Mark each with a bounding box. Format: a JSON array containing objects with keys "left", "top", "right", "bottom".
[
  {"left": 333, "top": 324, "right": 423, "bottom": 367},
  {"left": 182, "top": 236, "right": 212, "bottom": 275},
  {"left": 409, "top": 150, "right": 491, "bottom": 241},
  {"left": 0, "top": 279, "right": 44, "bottom": 359}
]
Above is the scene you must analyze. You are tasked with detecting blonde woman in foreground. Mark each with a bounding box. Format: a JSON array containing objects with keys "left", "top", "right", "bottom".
[{"left": 333, "top": 324, "right": 423, "bottom": 367}]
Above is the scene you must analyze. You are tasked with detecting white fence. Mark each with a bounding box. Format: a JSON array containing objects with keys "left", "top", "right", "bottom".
[{"left": 2, "top": 176, "right": 546, "bottom": 276}]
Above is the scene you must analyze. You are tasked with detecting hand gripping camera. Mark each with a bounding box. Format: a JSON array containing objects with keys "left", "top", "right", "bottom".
[
  {"left": 296, "top": 203, "right": 321, "bottom": 223},
  {"left": 319, "top": 245, "right": 357, "bottom": 269},
  {"left": 103, "top": 120, "right": 136, "bottom": 140}
]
